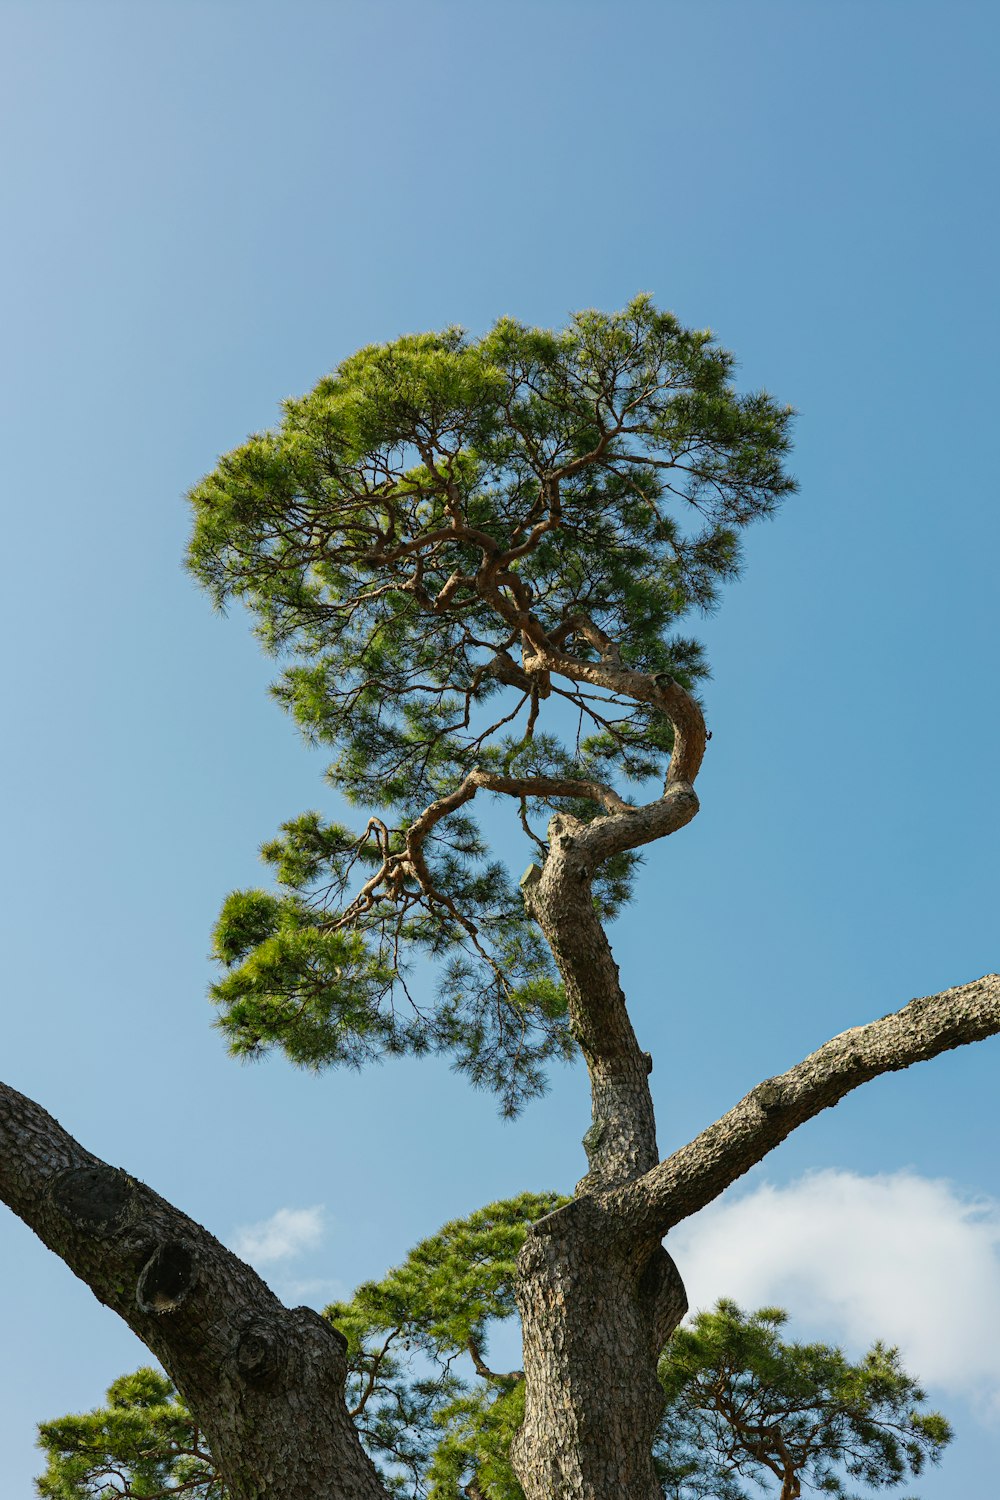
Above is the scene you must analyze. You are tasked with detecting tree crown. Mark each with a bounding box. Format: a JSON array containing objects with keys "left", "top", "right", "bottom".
[
  {"left": 658, "top": 1301, "right": 951, "bottom": 1500},
  {"left": 186, "top": 298, "right": 795, "bottom": 1112}
]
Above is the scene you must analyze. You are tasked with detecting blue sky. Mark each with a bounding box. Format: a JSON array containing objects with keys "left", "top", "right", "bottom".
[{"left": 1, "top": 1, "right": 998, "bottom": 1492}]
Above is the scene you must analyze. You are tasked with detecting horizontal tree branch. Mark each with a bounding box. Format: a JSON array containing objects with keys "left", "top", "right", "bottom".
[
  {"left": 556, "top": 780, "right": 701, "bottom": 865},
  {"left": 336, "top": 767, "right": 639, "bottom": 945},
  {"left": 608, "top": 972, "right": 1000, "bottom": 1244}
]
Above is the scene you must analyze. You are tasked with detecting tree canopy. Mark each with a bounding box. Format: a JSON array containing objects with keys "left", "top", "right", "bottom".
[
  {"left": 657, "top": 1301, "right": 950, "bottom": 1500},
  {"left": 186, "top": 297, "right": 795, "bottom": 1113}
]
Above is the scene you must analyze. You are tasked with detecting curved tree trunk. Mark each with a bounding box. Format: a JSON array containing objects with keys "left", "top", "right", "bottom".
[
  {"left": 515, "top": 779, "right": 1000, "bottom": 1500},
  {"left": 513, "top": 800, "right": 691, "bottom": 1497}
]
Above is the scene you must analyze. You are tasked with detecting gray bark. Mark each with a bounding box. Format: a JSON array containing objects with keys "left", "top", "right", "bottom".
[
  {"left": 0, "top": 1080, "right": 388, "bottom": 1500},
  {"left": 3, "top": 971, "right": 999, "bottom": 1497},
  {"left": 513, "top": 1198, "right": 687, "bottom": 1500},
  {"left": 611, "top": 971, "right": 1000, "bottom": 1242},
  {"left": 7, "top": 338, "right": 991, "bottom": 1496},
  {"left": 508, "top": 970, "right": 1000, "bottom": 1500}
]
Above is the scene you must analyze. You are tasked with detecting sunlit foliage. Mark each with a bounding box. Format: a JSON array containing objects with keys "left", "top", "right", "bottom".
[{"left": 186, "top": 299, "right": 795, "bottom": 1112}]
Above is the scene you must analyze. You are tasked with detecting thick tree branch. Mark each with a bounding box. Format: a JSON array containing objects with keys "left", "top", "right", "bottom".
[
  {"left": 546, "top": 625, "right": 708, "bottom": 789},
  {"left": 472, "top": 573, "right": 710, "bottom": 788},
  {"left": 0, "top": 1081, "right": 389, "bottom": 1500},
  {"left": 608, "top": 973, "right": 1000, "bottom": 1245},
  {"left": 564, "top": 780, "right": 701, "bottom": 864},
  {"left": 337, "top": 768, "right": 638, "bottom": 936},
  {"left": 535, "top": 647, "right": 708, "bottom": 785}
]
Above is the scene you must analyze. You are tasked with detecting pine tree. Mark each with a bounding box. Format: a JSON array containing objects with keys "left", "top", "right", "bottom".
[
  {"left": 2, "top": 298, "right": 996, "bottom": 1500},
  {"left": 656, "top": 1301, "right": 950, "bottom": 1500}
]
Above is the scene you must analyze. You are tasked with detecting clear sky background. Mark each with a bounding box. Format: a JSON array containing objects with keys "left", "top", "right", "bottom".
[{"left": 1, "top": 1, "right": 998, "bottom": 1494}]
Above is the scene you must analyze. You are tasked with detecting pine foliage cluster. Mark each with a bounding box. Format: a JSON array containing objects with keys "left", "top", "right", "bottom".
[
  {"left": 36, "top": 1368, "right": 222, "bottom": 1500},
  {"left": 657, "top": 1301, "right": 951, "bottom": 1500},
  {"left": 185, "top": 299, "right": 795, "bottom": 1113}
]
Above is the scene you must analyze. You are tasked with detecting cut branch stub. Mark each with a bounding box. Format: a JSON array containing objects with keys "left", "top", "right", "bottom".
[
  {"left": 136, "top": 1240, "right": 198, "bottom": 1314},
  {"left": 0, "top": 1080, "right": 392, "bottom": 1500},
  {"left": 750, "top": 1078, "right": 786, "bottom": 1114},
  {"left": 637, "top": 1245, "right": 689, "bottom": 1351},
  {"left": 318, "top": 1312, "right": 349, "bottom": 1355},
  {"left": 50, "top": 1165, "right": 134, "bottom": 1236}
]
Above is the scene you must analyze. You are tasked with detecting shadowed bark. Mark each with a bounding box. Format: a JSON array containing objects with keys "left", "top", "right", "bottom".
[
  {"left": 507, "top": 970, "right": 1000, "bottom": 1500},
  {"left": 5, "top": 983, "right": 997, "bottom": 1498},
  {"left": 0, "top": 1081, "right": 389, "bottom": 1500},
  {"left": 6, "top": 305, "right": 993, "bottom": 1497}
]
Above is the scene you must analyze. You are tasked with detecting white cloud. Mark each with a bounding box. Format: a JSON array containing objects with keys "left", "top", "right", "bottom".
[
  {"left": 274, "top": 1275, "right": 351, "bottom": 1307},
  {"left": 231, "top": 1205, "right": 326, "bottom": 1267},
  {"left": 669, "top": 1170, "right": 1000, "bottom": 1416}
]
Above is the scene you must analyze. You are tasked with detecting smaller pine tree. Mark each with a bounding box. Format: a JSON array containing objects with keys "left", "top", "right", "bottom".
[{"left": 36, "top": 1205, "right": 951, "bottom": 1500}]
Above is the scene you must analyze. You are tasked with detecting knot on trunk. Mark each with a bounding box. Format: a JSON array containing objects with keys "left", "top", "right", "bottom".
[
  {"left": 136, "top": 1240, "right": 197, "bottom": 1314},
  {"left": 235, "top": 1316, "right": 287, "bottom": 1389},
  {"left": 50, "top": 1165, "right": 134, "bottom": 1236},
  {"left": 581, "top": 1117, "right": 606, "bottom": 1163},
  {"left": 751, "top": 1078, "right": 787, "bottom": 1114}
]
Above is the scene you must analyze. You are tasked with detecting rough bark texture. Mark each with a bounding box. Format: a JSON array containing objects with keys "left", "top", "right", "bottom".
[
  {"left": 11, "top": 321, "right": 990, "bottom": 1496},
  {"left": 610, "top": 971, "right": 1000, "bottom": 1242},
  {"left": 510, "top": 779, "right": 700, "bottom": 1494},
  {"left": 521, "top": 781, "right": 700, "bottom": 1194},
  {"left": 507, "top": 972, "right": 1000, "bottom": 1500},
  {"left": 4, "top": 973, "right": 999, "bottom": 1496},
  {"left": 513, "top": 1198, "right": 687, "bottom": 1500},
  {"left": 0, "top": 1081, "right": 388, "bottom": 1500},
  {"left": 2, "top": 690, "right": 996, "bottom": 1500}
]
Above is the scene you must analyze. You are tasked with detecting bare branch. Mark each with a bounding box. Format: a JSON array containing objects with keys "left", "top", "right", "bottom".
[
  {"left": 608, "top": 973, "right": 1000, "bottom": 1244},
  {"left": 467, "top": 1335, "right": 521, "bottom": 1385}
]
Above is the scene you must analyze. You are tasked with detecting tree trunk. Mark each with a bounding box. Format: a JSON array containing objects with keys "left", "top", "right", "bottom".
[
  {"left": 511, "top": 1199, "right": 687, "bottom": 1500},
  {"left": 180, "top": 1304, "right": 388, "bottom": 1500},
  {"left": 510, "top": 793, "right": 692, "bottom": 1495},
  {"left": 4, "top": 969, "right": 999, "bottom": 1496}
]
